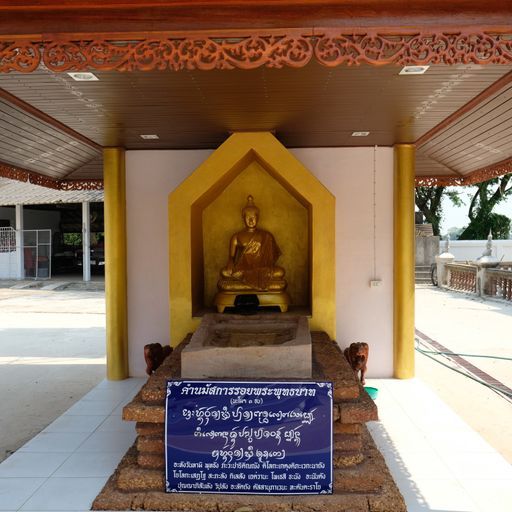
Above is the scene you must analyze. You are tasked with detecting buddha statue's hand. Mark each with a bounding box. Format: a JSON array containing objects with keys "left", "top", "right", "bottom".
[
  {"left": 221, "top": 260, "right": 235, "bottom": 278},
  {"left": 220, "top": 259, "right": 245, "bottom": 280}
]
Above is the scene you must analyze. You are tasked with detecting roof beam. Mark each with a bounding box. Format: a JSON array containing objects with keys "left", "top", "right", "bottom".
[{"left": 1, "top": 1, "right": 512, "bottom": 35}]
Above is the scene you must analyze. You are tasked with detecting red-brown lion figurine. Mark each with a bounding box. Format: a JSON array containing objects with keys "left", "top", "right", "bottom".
[
  {"left": 143, "top": 343, "right": 172, "bottom": 376},
  {"left": 344, "top": 342, "right": 369, "bottom": 385}
]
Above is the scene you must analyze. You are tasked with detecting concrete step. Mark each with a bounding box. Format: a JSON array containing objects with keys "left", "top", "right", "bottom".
[
  {"left": 40, "top": 281, "right": 70, "bottom": 291},
  {"left": 10, "top": 281, "right": 45, "bottom": 290}
]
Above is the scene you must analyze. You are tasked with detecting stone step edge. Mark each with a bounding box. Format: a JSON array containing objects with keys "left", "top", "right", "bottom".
[
  {"left": 92, "top": 426, "right": 405, "bottom": 511},
  {"left": 140, "top": 332, "right": 361, "bottom": 403},
  {"left": 116, "top": 428, "right": 385, "bottom": 493},
  {"left": 94, "top": 474, "right": 404, "bottom": 512}
]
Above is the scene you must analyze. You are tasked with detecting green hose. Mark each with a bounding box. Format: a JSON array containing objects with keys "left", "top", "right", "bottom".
[
  {"left": 414, "top": 343, "right": 512, "bottom": 399},
  {"left": 416, "top": 349, "right": 512, "bottom": 362}
]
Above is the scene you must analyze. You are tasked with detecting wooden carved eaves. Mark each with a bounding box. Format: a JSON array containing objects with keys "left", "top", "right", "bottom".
[
  {"left": 0, "top": 161, "right": 103, "bottom": 191},
  {"left": 1, "top": 30, "right": 512, "bottom": 73},
  {"left": 416, "top": 158, "right": 512, "bottom": 187}
]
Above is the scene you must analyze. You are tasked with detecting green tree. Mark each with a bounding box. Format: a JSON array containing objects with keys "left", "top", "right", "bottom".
[
  {"left": 415, "top": 186, "right": 444, "bottom": 236},
  {"left": 458, "top": 175, "right": 512, "bottom": 240},
  {"left": 415, "top": 187, "right": 463, "bottom": 236}
]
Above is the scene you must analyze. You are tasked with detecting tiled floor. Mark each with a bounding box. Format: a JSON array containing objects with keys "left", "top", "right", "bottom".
[
  {"left": 366, "top": 378, "right": 512, "bottom": 512},
  {"left": 0, "top": 377, "right": 511, "bottom": 511},
  {"left": 0, "top": 377, "right": 144, "bottom": 512}
]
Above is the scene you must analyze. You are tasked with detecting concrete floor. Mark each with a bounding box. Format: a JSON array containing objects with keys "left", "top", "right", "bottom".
[
  {"left": 0, "top": 283, "right": 511, "bottom": 511},
  {"left": 415, "top": 286, "right": 512, "bottom": 463}
]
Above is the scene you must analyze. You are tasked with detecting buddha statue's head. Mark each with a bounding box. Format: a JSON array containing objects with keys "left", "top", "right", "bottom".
[{"left": 241, "top": 195, "right": 259, "bottom": 230}]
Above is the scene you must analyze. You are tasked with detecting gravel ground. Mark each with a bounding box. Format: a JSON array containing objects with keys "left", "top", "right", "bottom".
[{"left": 0, "top": 287, "right": 106, "bottom": 463}]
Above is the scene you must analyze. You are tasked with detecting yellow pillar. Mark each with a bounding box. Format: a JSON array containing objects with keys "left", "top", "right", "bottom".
[
  {"left": 104, "top": 148, "right": 129, "bottom": 380},
  {"left": 394, "top": 144, "right": 415, "bottom": 379}
]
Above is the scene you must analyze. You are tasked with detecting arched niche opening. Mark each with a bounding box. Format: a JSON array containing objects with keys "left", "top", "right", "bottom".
[{"left": 169, "top": 132, "right": 335, "bottom": 345}]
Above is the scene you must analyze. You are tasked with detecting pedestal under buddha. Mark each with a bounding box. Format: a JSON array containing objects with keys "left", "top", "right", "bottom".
[{"left": 214, "top": 195, "right": 290, "bottom": 313}]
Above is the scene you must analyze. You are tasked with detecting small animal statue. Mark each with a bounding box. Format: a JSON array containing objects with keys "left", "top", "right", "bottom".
[
  {"left": 144, "top": 343, "right": 172, "bottom": 376},
  {"left": 344, "top": 342, "right": 369, "bottom": 385}
]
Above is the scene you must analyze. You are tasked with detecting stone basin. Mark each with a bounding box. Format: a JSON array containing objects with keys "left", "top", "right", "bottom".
[{"left": 181, "top": 313, "right": 311, "bottom": 378}]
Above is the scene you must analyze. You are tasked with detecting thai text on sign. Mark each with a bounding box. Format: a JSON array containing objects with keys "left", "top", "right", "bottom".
[{"left": 165, "top": 381, "right": 333, "bottom": 494}]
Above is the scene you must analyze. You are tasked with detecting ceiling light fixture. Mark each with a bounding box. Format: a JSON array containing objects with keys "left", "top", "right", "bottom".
[
  {"left": 351, "top": 131, "right": 370, "bottom": 137},
  {"left": 67, "top": 72, "right": 99, "bottom": 81},
  {"left": 399, "top": 65, "right": 430, "bottom": 75},
  {"left": 140, "top": 134, "right": 160, "bottom": 140}
]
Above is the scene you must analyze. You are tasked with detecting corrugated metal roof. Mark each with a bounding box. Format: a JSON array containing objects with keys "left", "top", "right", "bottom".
[{"left": 0, "top": 177, "right": 103, "bottom": 205}]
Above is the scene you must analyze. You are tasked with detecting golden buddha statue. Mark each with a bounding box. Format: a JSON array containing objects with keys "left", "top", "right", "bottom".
[{"left": 214, "top": 195, "right": 290, "bottom": 313}]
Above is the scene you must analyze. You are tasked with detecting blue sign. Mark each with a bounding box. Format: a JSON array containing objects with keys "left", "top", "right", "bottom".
[{"left": 165, "top": 381, "right": 333, "bottom": 495}]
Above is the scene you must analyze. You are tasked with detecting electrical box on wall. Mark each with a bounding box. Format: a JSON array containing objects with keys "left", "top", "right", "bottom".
[{"left": 369, "top": 279, "right": 382, "bottom": 287}]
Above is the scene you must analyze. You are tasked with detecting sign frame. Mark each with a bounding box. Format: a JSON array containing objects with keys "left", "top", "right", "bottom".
[{"left": 164, "top": 380, "right": 333, "bottom": 495}]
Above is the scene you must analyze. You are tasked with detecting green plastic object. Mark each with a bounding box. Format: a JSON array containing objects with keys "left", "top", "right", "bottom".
[{"left": 364, "top": 386, "right": 378, "bottom": 400}]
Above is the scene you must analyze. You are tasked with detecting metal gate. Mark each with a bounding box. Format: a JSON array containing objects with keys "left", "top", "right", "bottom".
[
  {"left": 0, "top": 227, "right": 52, "bottom": 280},
  {"left": 23, "top": 229, "right": 52, "bottom": 279},
  {"left": 0, "top": 227, "right": 18, "bottom": 279}
]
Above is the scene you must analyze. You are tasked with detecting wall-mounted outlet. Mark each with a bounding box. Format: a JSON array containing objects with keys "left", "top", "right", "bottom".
[{"left": 369, "top": 279, "right": 382, "bottom": 287}]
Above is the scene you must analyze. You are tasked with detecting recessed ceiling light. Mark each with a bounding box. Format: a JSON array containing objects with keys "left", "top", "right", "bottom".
[
  {"left": 140, "top": 134, "right": 159, "bottom": 140},
  {"left": 67, "top": 72, "right": 99, "bottom": 81},
  {"left": 351, "top": 131, "right": 370, "bottom": 137},
  {"left": 399, "top": 65, "right": 430, "bottom": 75}
]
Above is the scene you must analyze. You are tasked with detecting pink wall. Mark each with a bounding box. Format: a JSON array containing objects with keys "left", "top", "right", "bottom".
[
  {"left": 126, "top": 150, "right": 213, "bottom": 376},
  {"left": 126, "top": 147, "right": 394, "bottom": 377},
  {"left": 291, "top": 148, "right": 394, "bottom": 378}
]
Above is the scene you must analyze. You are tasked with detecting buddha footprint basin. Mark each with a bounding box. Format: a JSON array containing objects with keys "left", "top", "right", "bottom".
[
  {"left": 206, "top": 324, "right": 296, "bottom": 347},
  {"left": 181, "top": 314, "right": 311, "bottom": 378}
]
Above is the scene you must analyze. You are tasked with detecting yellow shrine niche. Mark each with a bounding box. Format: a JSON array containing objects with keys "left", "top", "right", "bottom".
[
  {"left": 168, "top": 132, "right": 335, "bottom": 345},
  {"left": 203, "top": 161, "right": 309, "bottom": 310}
]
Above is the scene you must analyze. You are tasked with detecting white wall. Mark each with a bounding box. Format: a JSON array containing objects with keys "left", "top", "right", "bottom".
[
  {"left": 126, "top": 147, "right": 394, "bottom": 378},
  {"left": 448, "top": 240, "right": 512, "bottom": 262},
  {"left": 0, "top": 251, "right": 19, "bottom": 279}
]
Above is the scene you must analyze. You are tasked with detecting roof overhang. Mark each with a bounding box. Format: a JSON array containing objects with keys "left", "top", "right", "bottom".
[
  {"left": 0, "top": 175, "right": 103, "bottom": 205},
  {"left": 0, "top": 1, "right": 511, "bottom": 191}
]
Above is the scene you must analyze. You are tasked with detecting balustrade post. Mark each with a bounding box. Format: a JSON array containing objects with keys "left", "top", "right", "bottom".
[
  {"left": 436, "top": 236, "right": 454, "bottom": 288},
  {"left": 476, "top": 266, "right": 486, "bottom": 297},
  {"left": 436, "top": 258, "right": 451, "bottom": 287}
]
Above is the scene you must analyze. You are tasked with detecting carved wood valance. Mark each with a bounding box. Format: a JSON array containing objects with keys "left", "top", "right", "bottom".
[
  {"left": 0, "top": 161, "right": 103, "bottom": 191},
  {"left": 1, "top": 30, "right": 512, "bottom": 73},
  {"left": 415, "top": 157, "right": 512, "bottom": 187}
]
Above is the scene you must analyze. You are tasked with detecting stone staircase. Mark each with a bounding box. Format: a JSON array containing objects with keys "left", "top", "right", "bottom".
[
  {"left": 97, "top": 333, "right": 406, "bottom": 512},
  {"left": 415, "top": 264, "right": 433, "bottom": 284}
]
